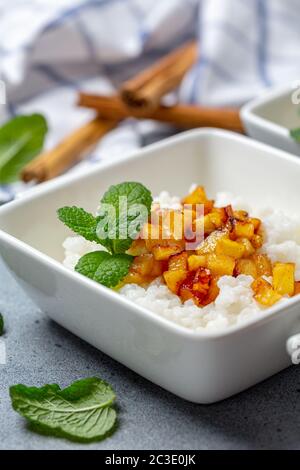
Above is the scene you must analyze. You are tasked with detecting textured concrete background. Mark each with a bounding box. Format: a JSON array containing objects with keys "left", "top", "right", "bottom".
[{"left": 1, "top": 258, "right": 300, "bottom": 450}]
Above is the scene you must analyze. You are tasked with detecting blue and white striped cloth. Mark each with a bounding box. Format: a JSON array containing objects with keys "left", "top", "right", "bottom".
[{"left": 1, "top": 0, "right": 300, "bottom": 203}]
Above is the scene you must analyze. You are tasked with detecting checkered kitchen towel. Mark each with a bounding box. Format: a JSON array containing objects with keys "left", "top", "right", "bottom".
[{"left": 0, "top": 0, "right": 300, "bottom": 203}]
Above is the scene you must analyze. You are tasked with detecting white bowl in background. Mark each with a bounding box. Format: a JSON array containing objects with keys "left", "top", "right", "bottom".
[
  {"left": 0, "top": 129, "right": 300, "bottom": 404},
  {"left": 241, "top": 84, "right": 300, "bottom": 157}
]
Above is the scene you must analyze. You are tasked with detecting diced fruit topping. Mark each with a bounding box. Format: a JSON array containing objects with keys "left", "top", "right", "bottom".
[
  {"left": 272, "top": 262, "right": 295, "bottom": 297},
  {"left": 233, "top": 210, "right": 248, "bottom": 221},
  {"left": 248, "top": 218, "right": 261, "bottom": 232},
  {"left": 188, "top": 254, "right": 207, "bottom": 271},
  {"left": 233, "top": 221, "right": 255, "bottom": 240},
  {"left": 123, "top": 253, "right": 165, "bottom": 285},
  {"left": 123, "top": 185, "right": 298, "bottom": 311},
  {"left": 152, "top": 244, "right": 184, "bottom": 261},
  {"left": 168, "top": 252, "right": 188, "bottom": 271},
  {"left": 251, "top": 278, "right": 282, "bottom": 307},
  {"left": 127, "top": 239, "right": 148, "bottom": 256},
  {"left": 164, "top": 270, "right": 188, "bottom": 294},
  {"left": 181, "top": 186, "right": 214, "bottom": 214},
  {"left": 235, "top": 259, "right": 257, "bottom": 278},
  {"left": 131, "top": 254, "right": 154, "bottom": 276},
  {"left": 216, "top": 238, "right": 245, "bottom": 259},
  {"left": 206, "top": 253, "right": 235, "bottom": 277},
  {"left": 251, "top": 234, "right": 263, "bottom": 249},
  {"left": 122, "top": 271, "right": 146, "bottom": 286},
  {"left": 196, "top": 229, "right": 229, "bottom": 255},
  {"left": 252, "top": 254, "right": 272, "bottom": 277},
  {"left": 236, "top": 238, "right": 255, "bottom": 257},
  {"left": 179, "top": 268, "right": 211, "bottom": 306}
]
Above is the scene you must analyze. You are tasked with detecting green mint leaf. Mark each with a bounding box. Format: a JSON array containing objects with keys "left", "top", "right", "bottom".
[
  {"left": 58, "top": 206, "right": 113, "bottom": 252},
  {"left": 75, "top": 251, "right": 133, "bottom": 288},
  {"left": 57, "top": 182, "right": 152, "bottom": 254},
  {"left": 0, "top": 114, "right": 48, "bottom": 183},
  {"left": 0, "top": 313, "right": 4, "bottom": 336},
  {"left": 99, "top": 182, "right": 152, "bottom": 254},
  {"left": 57, "top": 206, "right": 101, "bottom": 244},
  {"left": 290, "top": 127, "right": 300, "bottom": 142},
  {"left": 10, "top": 377, "right": 117, "bottom": 443}
]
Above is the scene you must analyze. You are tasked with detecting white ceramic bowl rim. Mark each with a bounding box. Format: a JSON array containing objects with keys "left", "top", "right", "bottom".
[
  {"left": 1, "top": 128, "right": 300, "bottom": 340},
  {"left": 241, "top": 84, "right": 297, "bottom": 138}
]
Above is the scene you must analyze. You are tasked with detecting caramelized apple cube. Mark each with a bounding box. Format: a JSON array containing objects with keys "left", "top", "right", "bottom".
[
  {"left": 123, "top": 271, "right": 147, "bottom": 286},
  {"left": 151, "top": 259, "right": 166, "bottom": 277},
  {"left": 182, "top": 186, "right": 207, "bottom": 204},
  {"left": 188, "top": 254, "right": 207, "bottom": 271},
  {"left": 251, "top": 234, "right": 264, "bottom": 249},
  {"left": 168, "top": 252, "right": 188, "bottom": 271},
  {"left": 233, "top": 210, "right": 248, "bottom": 221},
  {"left": 152, "top": 244, "right": 183, "bottom": 261},
  {"left": 252, "top": 254, "right": 272, "bottom": 277},
  {"left": 236, "top": 238, "right": 255, "bottom": 257},
  {"left": 209, "top": 211, "right": 224, "bottom": 229},
  {"left": 179, "top": 288, "right": 195, "bottom": 303},
  {"left": 162, "top": 210, "right": 184, "bottom": 240},
  {"left": 216, "top": 238, "right": 245, "bottom": 259},
  {"left": 182, "top": 186, "right": 214, "bottom": 215},
  {"left": 248, "top": 218, "right": 261, "bottom": 232},
  {"left": 211, "top": 207, "right": 227, "bottom": 224},
  {"left": 196, "top": 230, "right": 229, "bottom": 255},
  {"left": 203, "top": 214, "right": 216, "bottom": 234},
  {"left": 179, "top": 268, "right": 211, "bottom": 305},
  {"left": 131, "top": 254, "right": 154, "bottom": 276},
  {"left": 235, "top": 259, "right": 257, "bottom": 278},
  {"left": 164, "top": 270, "right": 187, "bottom": 294},
  {"left": 272, "top": 262, "right": 295, "bottom": 296},
  {"left": 251, "top": 277, "right": 282, "bottom": 307},
  {"left": 193, "top": 213, "right": 222, "bottom": 236},
  {"left": 202, "top": 276, "right": 220, "bottom": 306},
  {"left": 203, "top": 200, "right": 214, "bottom": 215},
  {"left": 206, "top": 253, "right": 235, "bottom": 276},
  {"left": 143, "top": 223, "right": 161, "bottom": 251},
  {"left": 192, "top": 268, "right": 211, "bottom": 295},
  {"left": 234, "top": 221, "right": 255, "bottom": 239},
  {"left": 127, "top": 239, "right": 148, "bottom": 256}
]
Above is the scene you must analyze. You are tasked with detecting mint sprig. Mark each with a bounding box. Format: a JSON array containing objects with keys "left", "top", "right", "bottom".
[
  {"left": 10, "top": 377, "right": 117, "bottom": 443},
  {"left": 75, "top": 251, "right": 133, "bottom": 288},
  {"left": 290, "top": 127, "right": 300, "bottom": 142},
  {"left": 58, "top": 182, "right": 153, "bottom": 287},
  {"left": 0, "top": 114, "right": 48, "bottom": 183},
  {"left": 99, "top": 182, "right": 152, "bottom": 254},
  {"left": 57, "top": 206, "right": 101, "bottom": 244}
]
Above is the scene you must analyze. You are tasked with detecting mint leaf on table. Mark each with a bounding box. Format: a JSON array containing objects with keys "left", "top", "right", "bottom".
[
  {"left": 0, "top": 114, "right": 48, "bottom": 183},
  {"left": 10, "top": 377, "right": 117, "bottom": 443},
  {"left": 99, "top": 182, "right": 152, "bottom": 254},
  {"left": 290, "top": 127, "right": 300, "bottom": 142},
  {"left": 0, "top": 313, "right": 4, "bottom": 336},
  {"left": 57, "top": 206, "right": 102, "bottom": 244},
  {"left": 75, "top": 251, "right": 133, "bottom": 288}
]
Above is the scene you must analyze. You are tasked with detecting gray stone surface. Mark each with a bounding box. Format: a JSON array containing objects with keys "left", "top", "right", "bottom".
[{"left": 0, "top": 257, "right": 300, "bottom": 450}]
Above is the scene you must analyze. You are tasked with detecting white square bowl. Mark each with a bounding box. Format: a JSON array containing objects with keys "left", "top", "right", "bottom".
[
  {"left": 1, "top": 128, "right": 300, "bottom": 404},
  {"left": 241, "top": 84, "right": 300, "bottom": 157}
]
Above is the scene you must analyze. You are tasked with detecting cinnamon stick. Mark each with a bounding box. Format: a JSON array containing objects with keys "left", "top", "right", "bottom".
[
  {"left": 120, "top": 40, "right": 198, "bottom": 111},
  {"left": 78, "top": 93, "right": 244, "bottom": 133},
  {"left": 21, "top": 117, "right": 118, "bottom": 183}
]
